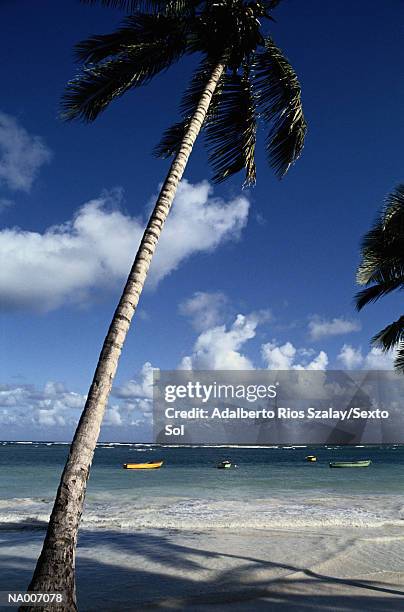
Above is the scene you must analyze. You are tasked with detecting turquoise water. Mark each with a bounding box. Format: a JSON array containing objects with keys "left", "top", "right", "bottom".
[
  {"left": 1, "top": 442, "right": 403, "bottom": 530},
  {"left": 1, "top": 442, "right": 403, "bottom": 497}
]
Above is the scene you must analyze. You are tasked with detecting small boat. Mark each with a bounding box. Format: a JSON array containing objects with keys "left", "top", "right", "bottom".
[
  {"left": 329, "top": 460, "right": 371, "bottom": 468},
  {"left": 217, "top": 460, "right": 232, "bottom": 469},
  {"left": 305, "top": 455, "right": 317, "bottom": 462},
  {"left": 123, "top": 460, "right": 163, "bottom": 470}
]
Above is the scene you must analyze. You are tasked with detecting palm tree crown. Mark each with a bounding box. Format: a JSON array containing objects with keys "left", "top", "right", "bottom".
[
  {"left": 65, "top": 0, "right": 306, "bottom": 184},
  {"left": 356, "top": 184, "right": 404, "bottom": 372}
]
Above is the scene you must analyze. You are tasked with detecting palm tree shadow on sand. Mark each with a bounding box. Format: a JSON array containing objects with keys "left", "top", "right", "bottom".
[{"left": 1, "top": 522, "right": 403, "bottom": 611}]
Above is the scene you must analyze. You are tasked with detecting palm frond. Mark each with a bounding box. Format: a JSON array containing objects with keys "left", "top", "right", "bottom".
[
  {"left": 80, "top": 0, "right": 191, "bottom": 14},
  {"left": 62, "top": 60, "right": 140, "bottom": 122},
  {"left": 382, "top": 184, "right": 404, "bottom": 223},
  {"left": 253, "top": 37, "right": 307, "bottom": 178},
  {"left": 262, "top": 1, "right": 284, "bottom": 10},
  {"left": 357, "top": 250, "right": 404, "bottom": 287},
  {"left": 154, "top": 121, "right": 189, "bottom": 158},
  {"left": 81, "top": 1, "right": 282, "bottom": 17},
  {"left": 372, "top": 316, "right": 404, "bottom": 351},
  {"left": 205, "top": 71, "right": 257, "bottom": 185},
  {"left": 75, "top": 13, "right": 187, "bottom": 65},
  {"left": 75, "top": 18, "right": 147, "bottom": 65},
  {"left": 357, "top": 238, "right": 404, "bottom": 286},
  {"left": 178, "top": 58, "right": 223, "bottom": 119},
  {"left": 154, "top": 58, "right": 224, "bottom": 158},
  {"left": 63, "top": 20, "right": 187, "bottom": 121},
  {"left": 357, "top": 184, "right": 404, "bottom": 285},
  {"left": 355, "top": 278, "right": 404, "bottom": 311},
  {"left": 356, "top": 185, "right": 404, "bottom": 375},
  {"left": 394, "top": 341, "right": 404, "bottom": 373},
  {"left": 356, "top": 261, "right": 404, "bottom": 291}
]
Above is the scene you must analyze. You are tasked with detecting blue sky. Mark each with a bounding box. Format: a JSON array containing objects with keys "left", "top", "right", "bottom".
[{"left": 0, "top": 0, "right": 403, "bottom": 441}]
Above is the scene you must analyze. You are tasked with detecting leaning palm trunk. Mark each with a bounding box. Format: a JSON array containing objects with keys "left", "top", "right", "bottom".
[{"left": 26, "top": 61, "right": 225, "bottom": 611}]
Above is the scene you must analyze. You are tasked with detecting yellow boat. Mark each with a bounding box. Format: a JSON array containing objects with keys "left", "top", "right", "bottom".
[
  {"left": 123, "top": 460, "right": 163, "bottom": 470},
  {"left": 305, "top": 455, "right": 317, "bottom": 462}
]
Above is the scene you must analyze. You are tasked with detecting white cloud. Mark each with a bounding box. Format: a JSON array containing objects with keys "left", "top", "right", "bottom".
[
  {"left": 0, "top": 382, "right": 86, "bottom": 428},
  {"left": 0, "top": 180, "right": 249, "bottom": 312},
  {"left": 36, "top": 408, "right": 66, "bottom": 428},
  {"left": 337, "top": 344, "right": 364, "bottom": 369},
  {"left": 113, "top": 362, "right": 154, "bottom": 401},
  {"left": 0, "top": 111, "right": 52, "bottom": 192},
  {"left": 0, "top": 376, "right": 152, "bottom": 431},
  {"left": 149, "top": 180, "right": 249, "bottom": 287},
  {"left": 111, "top": 362, "right": 157, "bottom": 421},
  {"left": 308, "top": 316, "right": 361, "bottom": 341},
  {"left": 303, "top": 351, "right": 329, "bottom": 370},
  {"left": 179, "top": 291, "right": 228, "bottom": 331},
  {"left": 261, "top": 341, "right": 296, "bottom": 369},
  {"left": 104, "top": 405, "right": 123, "bottom": 426},
  {"left": 2, "top": 335, "right": 395, "bottom": 436},
  {"left": 0, "top": 362, "right": 159, "bottom": 433},
  {"left": 364, "top": 347, "right": 394, "bottom": 370},
  {"left": 178, "top": 303, "right": 326, "bottom": 372},
  {"left": 337, "top": 344, "right": 394, "bottom": 370},
  {"left": 179, "top": 313, "right": 261, "bottom": 370},
  {"left": 262, "top": 341, "right": 328, "bottom": 370}
]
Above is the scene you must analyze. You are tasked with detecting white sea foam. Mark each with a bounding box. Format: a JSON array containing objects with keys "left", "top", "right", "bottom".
[
  {"left": 80, "top": 495, "right": 404, "bottom": 530},
  {"left": 1, "top": 494, "right": 403, "bottom": 533}
]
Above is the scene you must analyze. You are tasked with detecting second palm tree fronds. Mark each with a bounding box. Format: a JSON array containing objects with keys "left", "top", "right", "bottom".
[
  {"left": 27, "top": 2, "right": 307, "bottom": 609},
  {"left": 356, "top": 184, "right": 404, "bottom": 372}
]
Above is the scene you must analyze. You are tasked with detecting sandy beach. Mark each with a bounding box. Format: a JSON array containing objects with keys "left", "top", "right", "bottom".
[
  {"left": 1, "top": 444, "right": 404, "bottom": 609},
  {"left": 1, "top": 523, "right": 404, "bottom": 610}
]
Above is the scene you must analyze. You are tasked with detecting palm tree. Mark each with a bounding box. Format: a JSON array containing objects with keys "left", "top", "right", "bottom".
[
  {"left": 27, "top": 1, "right": 306, "bottom": 607},
  {"left": 356, "top": 184, "right": 404, "bottom": 372}
]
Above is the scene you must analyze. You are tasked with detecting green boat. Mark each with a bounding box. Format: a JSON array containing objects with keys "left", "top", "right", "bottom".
[
  {"left": 329, "top": 460, "right": 371, "bottom": 468},
  {"left": 217, "top": 460, "right": 232, "bottom": 469}
]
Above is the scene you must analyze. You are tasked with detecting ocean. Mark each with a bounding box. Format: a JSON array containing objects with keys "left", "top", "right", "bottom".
[{"left": 1, "top": 442, "right": 403, "bottom": 531}]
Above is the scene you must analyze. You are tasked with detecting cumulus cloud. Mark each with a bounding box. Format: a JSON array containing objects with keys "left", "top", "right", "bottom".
[
  {"left": 3, "top": 327, "right": 396, "bottom": 437},
  {"left": 149, "top": 180, "right": 249, "bottom": 286},
  {"left": 261, "top": 341, "right": 296, "bottom": 369},
  {"left": 111, "top": 362, "right": 157, "bottom": 424},
  {"left": 337, "top": 344, "right": 394, "bottom": 370},
  {"left": 337, "top": 344, "right": 364, "bottom": 369},
  {"left": 0, "top": 368, "right": 154, "bottom": 433},
  {"left": 0, "top": 180, "right": 249, "bottom": 312},
  {"left": 261, "top": 341, "right": 328, "bottom": 370},
  {"left": 179, "top": 313, "right": 262, "bottom": 370},
  {"left": 179, "top": 291, "right": 228, "bottom": 331},
  {"left": 113, "top": 362, "right": 154, "bottom": 403},
  {"left": 178, "top": 300, "right": 326, "bottom": 372},
  {"left": 104, "top": 405, "right": 123, "bottom": 426},
  {"left": 303, "top": 351, "right": 329, "bottom": 370},
  {"left": 0, "top": 382, "right": 86, "bottom": 428},
  {"left": 308, "top": 316, "right": 361, "bottom": 341},
  {"left": 364, "top": 347, "right": 394, "bottom": 369},
  {"left": 0, "top": 111, "right": 52, "bottom": 192}
]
